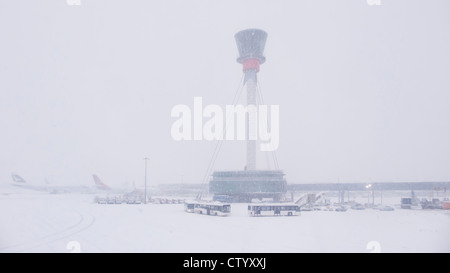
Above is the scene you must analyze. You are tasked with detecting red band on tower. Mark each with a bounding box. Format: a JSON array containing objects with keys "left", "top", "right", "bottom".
[{"left": 242, "top": 58, "right": 260, "bottom": 72}]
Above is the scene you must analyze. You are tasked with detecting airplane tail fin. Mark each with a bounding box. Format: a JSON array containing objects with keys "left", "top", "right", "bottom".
[
  {"left": 93, "top": 174, "right": 111, "bottom": 190},
  {"left": 11, "top": 173, "right": 26, "bottom": 183}
]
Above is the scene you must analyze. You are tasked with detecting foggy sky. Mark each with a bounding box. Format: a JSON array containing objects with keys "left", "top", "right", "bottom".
[{"left": 1, "top": 0, "right": 449, "bottom": 188}]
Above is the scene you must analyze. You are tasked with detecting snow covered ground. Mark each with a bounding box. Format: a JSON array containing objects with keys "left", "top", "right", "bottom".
[{"left": 1, "top": 191, "right": 449, "bottom": 253}]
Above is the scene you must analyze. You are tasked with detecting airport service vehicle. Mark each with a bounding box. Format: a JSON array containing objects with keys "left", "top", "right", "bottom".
[
  {"left": 97, "top": 197, "right": 107, "bottom": 204},
  {"left": 443, "top": 200, "right": 450, "bottom": 210},
  {"left": 335, "top": 206, "right": 348, "bottom": 212},
  {"left": 248, "top": 203, "right": 300, "bottom": 216},
  {"left": 420, "top": 198, "right": 443, "bottom": 210},
  {"left": 378, "top": 205, "right": 395, "bottom": 211},
  {"left": 351, "top": 203, "right": 365, "bottom": 210}
]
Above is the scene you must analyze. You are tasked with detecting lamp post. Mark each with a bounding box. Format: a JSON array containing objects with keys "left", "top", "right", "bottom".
[
  {"left": 366, "top": 184, "right": 372, "bottom": 206},
  {"left": 144, "top": 157, "right": 149, "bottom": 204}
]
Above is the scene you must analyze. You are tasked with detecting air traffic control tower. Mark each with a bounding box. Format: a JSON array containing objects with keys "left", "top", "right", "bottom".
[{"left": 209, "top": 29, "right": 287, "bottom": 202}]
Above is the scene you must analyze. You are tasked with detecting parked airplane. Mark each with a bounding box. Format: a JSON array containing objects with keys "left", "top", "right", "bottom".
[
  {"left": 92, "top": 174, "right": 112, "bottom": 191},
  {"left": 10, "top": 173, "right": 124, "bottom": 194}
]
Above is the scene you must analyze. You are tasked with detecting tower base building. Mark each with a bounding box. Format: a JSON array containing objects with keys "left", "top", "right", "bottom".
[{"left": 210, "top": 170, "right": 287, "bottom": 203}]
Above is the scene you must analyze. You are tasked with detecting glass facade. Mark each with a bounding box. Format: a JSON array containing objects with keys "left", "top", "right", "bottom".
[{"left": 209, "top": 170, "right": 287, "bottom": 197}]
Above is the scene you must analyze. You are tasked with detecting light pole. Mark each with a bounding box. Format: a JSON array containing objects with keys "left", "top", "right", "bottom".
[
  {"left": 144, "top": 157, "right": 149, "bottom": 204},
  {"left": 366, "top": 184, "right": 372, "bottom": 206},
  {"left": 372, "top": 187, "right": 375, "bottom": 206}
]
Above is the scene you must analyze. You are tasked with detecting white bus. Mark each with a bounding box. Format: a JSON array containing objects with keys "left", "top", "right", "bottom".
[
  {"left": 248, "top": 203, "right": 300, "bottom": 216},
  {"left": 191, "top": 201, "right": 231, "bottom": 216},
  {"left": 184, "top": 200, "right": 197, "bottom": 213}
]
